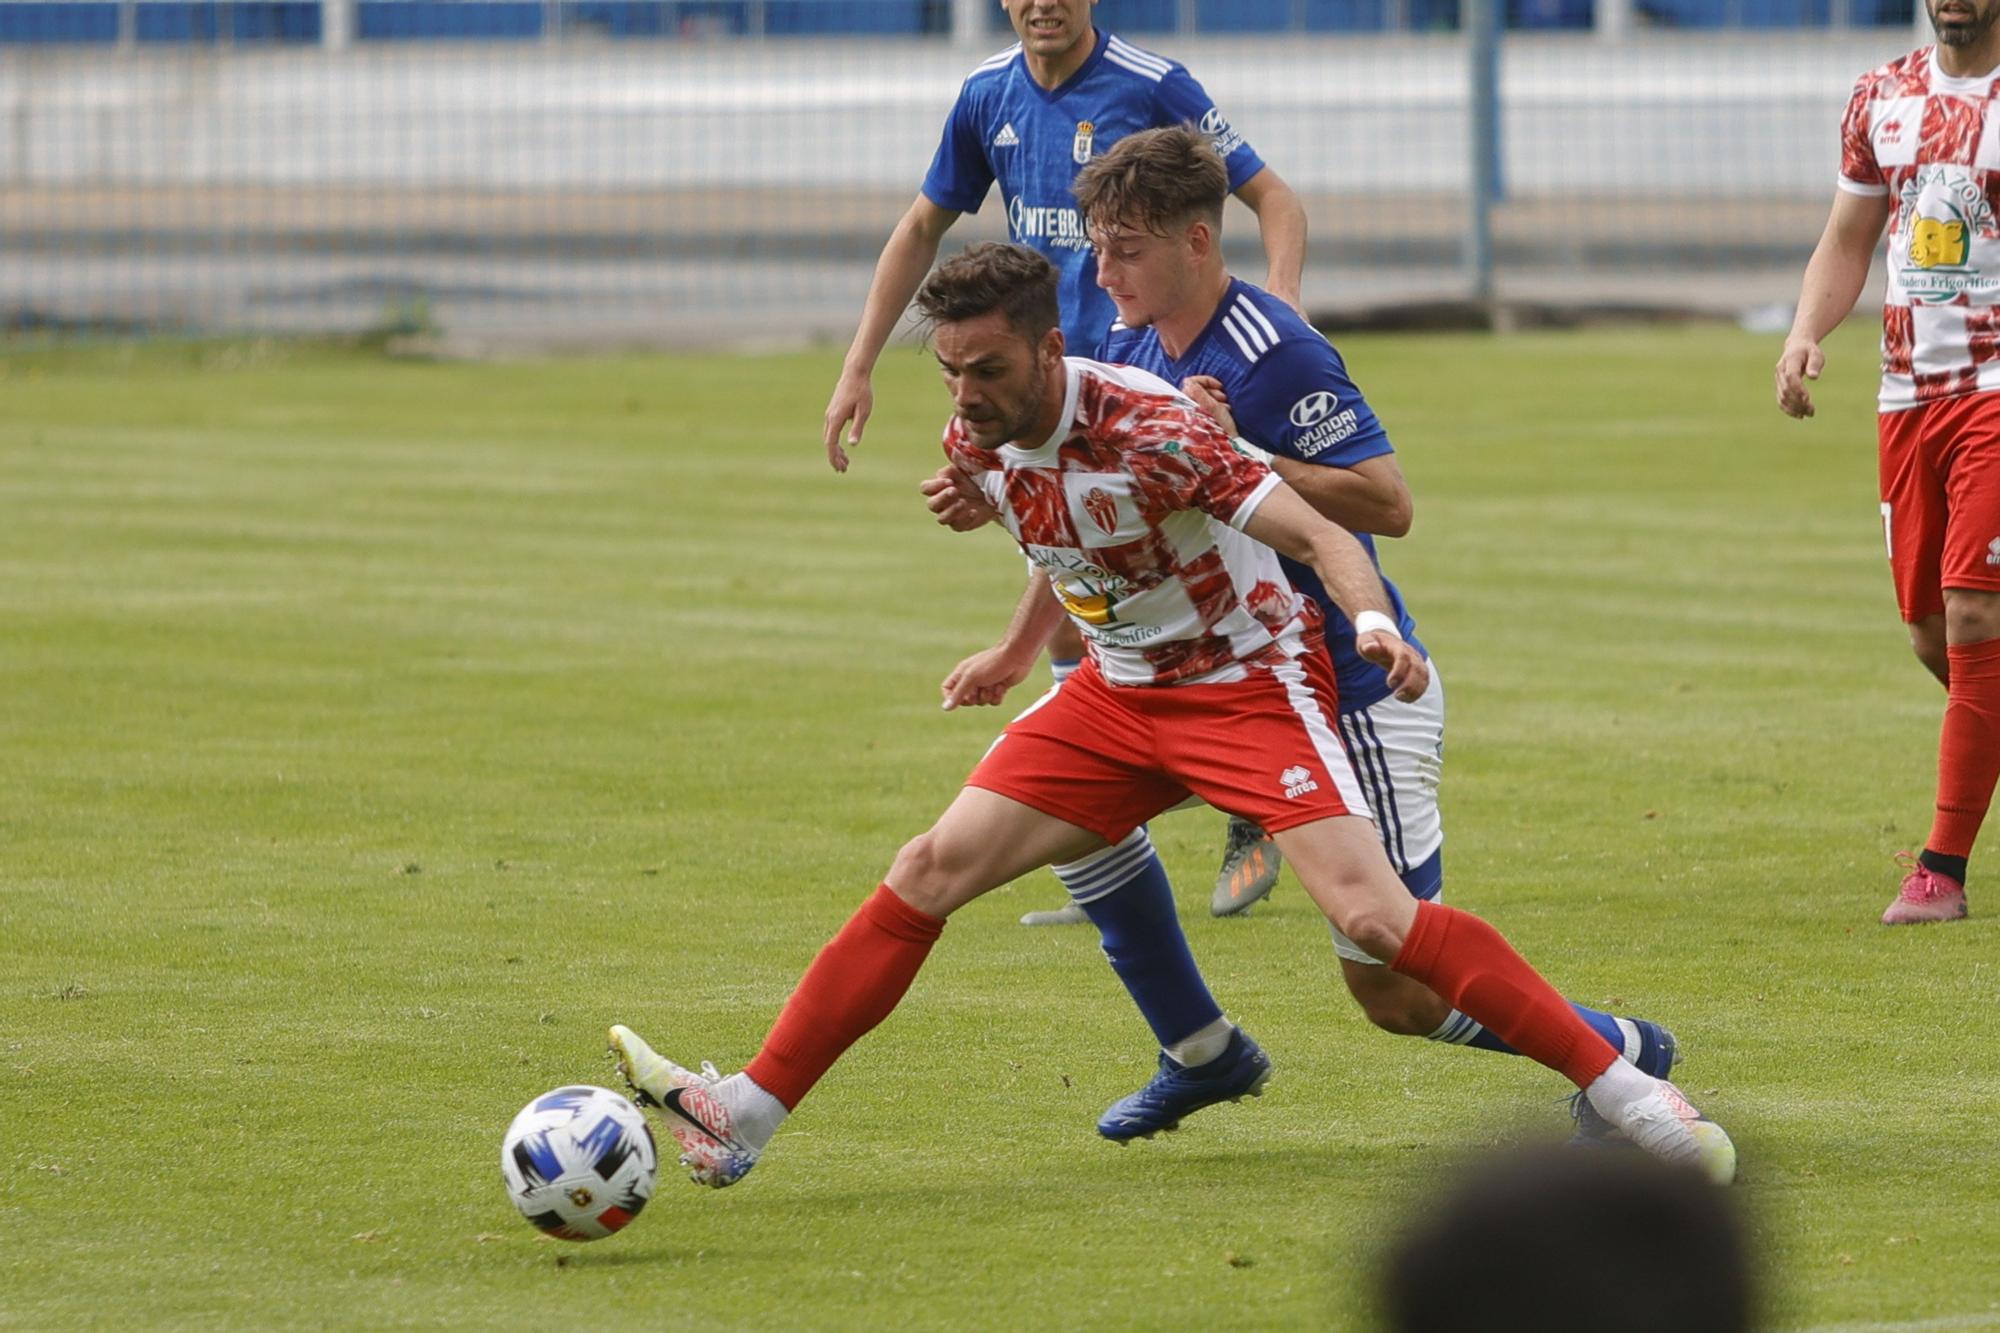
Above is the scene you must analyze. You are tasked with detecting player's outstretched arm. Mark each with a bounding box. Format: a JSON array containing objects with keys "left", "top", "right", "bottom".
[
  {"left": 1777, "top": 189, "right": 1890, "bottom": 420},
  {"left": 1242, "top": 484, "right": 1429, "bottom": 702},
  {"left": 940, "top": 577, "right": 1067, "bottom": 711},
  {"left": 1233, "top": 167, "right": 1308, "bottom": 314},
  {"left": 824, "top": 195, "right": 960, "bottom": 472}
]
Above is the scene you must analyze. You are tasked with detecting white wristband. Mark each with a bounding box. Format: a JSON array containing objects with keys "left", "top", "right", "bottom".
[
  {"left": 1231, "top": 436, "right": 1273, "bottom": 465},
  {"left": 1354, "top": 610, "right": 1401, "bottom": 640}
]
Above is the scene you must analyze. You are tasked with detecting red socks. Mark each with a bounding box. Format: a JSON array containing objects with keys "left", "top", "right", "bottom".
[
  {"left": 1927, "top": 637, "right": 2000, "bottom": 862},
  {"left": 744, "top": 885, "right": 945, "bottom": 1110},
  {"left": 1391, "top": 899, "right": 1621, "bottom": 1089}
]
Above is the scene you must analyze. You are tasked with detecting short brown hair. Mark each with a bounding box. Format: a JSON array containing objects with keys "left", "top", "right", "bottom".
[
  {"left": 914, "top": 242, "right": 1060, "bottom": 344},
  {"left": 1072, "top": 125, "right": 1229, "bottom": 238}
]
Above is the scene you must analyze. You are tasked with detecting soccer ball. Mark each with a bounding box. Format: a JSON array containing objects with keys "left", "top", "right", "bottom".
[{"left": 500, "top": 1085, "right": 658, "bottom": 1241}]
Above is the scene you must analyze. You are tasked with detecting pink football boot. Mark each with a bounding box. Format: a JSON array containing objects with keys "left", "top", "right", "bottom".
[{"left": 1882, "top": 853, "right": 1969, "bottom": 925}]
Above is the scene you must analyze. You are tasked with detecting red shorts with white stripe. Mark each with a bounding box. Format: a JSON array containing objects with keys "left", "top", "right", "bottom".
[
  {"left": 1878, "top": 391, "right": 2000, "bottom": 622},
  {"left": 964, "top": 649, "right": 1371, "bottom": 846}
]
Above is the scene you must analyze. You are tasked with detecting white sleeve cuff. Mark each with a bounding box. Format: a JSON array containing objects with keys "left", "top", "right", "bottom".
[{"left": 1224, "top": 469, "right": 1285, "bottom": 532}]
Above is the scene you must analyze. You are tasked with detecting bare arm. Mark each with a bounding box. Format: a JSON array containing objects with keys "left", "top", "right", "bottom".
[
  {"left": 1265, "top": 453, "right": 1412, "bottom": 538},
  {"left": 1776, "top": 189, "right": 1890, "bottom": 419},
  {"left": 940, "top": 574, "right": 1067, "bottom": 711},
  {"left": 823, "top": 194, "right": 961, "bottom": 470},
  {"left": 1240, "top": 483, "right": 1428, "bottom": 701},
  {"left": 1180, "top": 376, "right": 1412, "bottom": 537},
  {"left": 1233, "top": 166, "right": 1308, "bottom": 314}
]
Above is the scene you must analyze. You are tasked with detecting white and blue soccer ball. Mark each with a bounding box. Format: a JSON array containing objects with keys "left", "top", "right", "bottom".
[{"left": 500, "top": 1085, "right": 658, "bottom": 1241}]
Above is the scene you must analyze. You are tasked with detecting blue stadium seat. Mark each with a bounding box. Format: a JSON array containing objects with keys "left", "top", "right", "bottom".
[
  {"left": 134, "top": 2, "right": 322, "bottom": 43},
  {"left": 356, "top": 2, "right": 543, "bottom": 40},
  {"left": 566, "top": 2, "right": 668, "bottom": 37},
  {"left": 1738, "top": 0, "right": 1830, "bottom": 24},
  {"left": 1197, "top": 0, "right": 1291, "bottom": 31},
  {"left": 0, "top": 3, "right": 121, "bottom": 43},
  {"left": 1508, "top": 0, "right": 1592, "bottom": 27},
  {"left": 1092, "top": 0, "right": 1178, "bottom": 33},
  {"left": 766, "top": 1, "right": 929, "bottom": 33},
  {"left": 1303, "top": 0, "right": 1386, "bottom": 29},
  {"left": 1638, "top": 0, "right": 1830, "bottom": 24}
]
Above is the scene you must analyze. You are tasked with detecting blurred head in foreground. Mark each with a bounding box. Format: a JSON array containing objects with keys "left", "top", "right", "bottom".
[{"left": 1380, "top": 1145, "right": 1755, "bottom": 1333}]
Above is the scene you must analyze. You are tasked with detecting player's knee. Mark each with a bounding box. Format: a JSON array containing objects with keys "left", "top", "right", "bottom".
[
  {"left": 886, "top": 831, "right": 959, "bottom": 916},
  {"left": 1329, "top": 905, "right": 1404, "bottom": 964},
  {"left": 1944, "top": 590, "right": 2000, "bottom": 645},
  {"left": 1353, "top": 989, "right": 1436, "bottom": 1036}
]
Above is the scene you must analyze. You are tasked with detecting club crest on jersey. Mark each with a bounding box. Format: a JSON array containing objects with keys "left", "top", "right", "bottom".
[
  {"left": 1063, "top": 474, "right": 1135, "bottom": 544},
  {"left": 1083, "top": 486, "right": 1119, "bottom": 535},
  {"left": 1073, "top": 120, "right": 1095, "bottom": 164}
]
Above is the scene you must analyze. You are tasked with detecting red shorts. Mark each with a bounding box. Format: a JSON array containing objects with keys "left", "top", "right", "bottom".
[
  {"left": 1878, "top": 391, "right": 2000, "bottom": 622},
  {"left": 964, "top": 650, "right": 1371, "bottom": 846}
]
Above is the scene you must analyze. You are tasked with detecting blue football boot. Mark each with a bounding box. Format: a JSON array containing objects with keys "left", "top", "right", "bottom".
[{"left": 1098, "top": 1027, "right": 1272, "bottom": 1142}]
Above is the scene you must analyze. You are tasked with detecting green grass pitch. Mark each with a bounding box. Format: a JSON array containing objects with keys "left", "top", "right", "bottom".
[{"left": 2, "top": 325, "right": 1996, "bottom": 1330}]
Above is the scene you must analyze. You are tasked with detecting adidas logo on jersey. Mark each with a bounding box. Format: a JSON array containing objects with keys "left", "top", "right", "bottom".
[
  {"left": 1280, "top": 765, "right": 1319, "bottom": 800},
  {"left": 993, "top": 123, "right": 1019, "bottom": 148}
]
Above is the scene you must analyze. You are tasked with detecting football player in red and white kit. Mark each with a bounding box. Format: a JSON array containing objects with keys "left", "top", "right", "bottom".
[
  {"left": 611, "top": 243, "right": 1737, "bottom": 1191},
  {"left": 1777, "top": 0, "right": 2000, "bottom": 924}
]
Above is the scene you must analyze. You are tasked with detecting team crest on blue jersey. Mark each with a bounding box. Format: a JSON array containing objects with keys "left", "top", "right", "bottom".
[{"left": 1073, "top": 120, "right": 1095, "bottom": 164}]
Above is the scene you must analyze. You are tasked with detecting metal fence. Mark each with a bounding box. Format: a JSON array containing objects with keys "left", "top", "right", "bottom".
[{"left": 0, "top": 0, "right": 1921, "bottom": 343}]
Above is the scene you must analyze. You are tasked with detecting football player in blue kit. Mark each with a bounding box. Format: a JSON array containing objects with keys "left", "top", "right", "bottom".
[
  {"left": 822, "top": 0, "right": 1307, "bottom": 919},
  {"left": 926, "top": 127, "right": 1681, "bottom": 1141}
]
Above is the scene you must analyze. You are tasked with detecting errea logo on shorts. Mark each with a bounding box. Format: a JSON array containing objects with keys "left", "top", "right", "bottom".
[
  {"left": 1280, "top": 765, "right": 1319, "bottom": 799},
  {"left": 1988, "top": 537, "right": 2000, "bottom": 566}
]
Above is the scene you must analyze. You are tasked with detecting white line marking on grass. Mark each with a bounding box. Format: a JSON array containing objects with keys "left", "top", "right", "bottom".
[{"left": 1793, "top": 1316, "right": 2000, "bottom": 1333}]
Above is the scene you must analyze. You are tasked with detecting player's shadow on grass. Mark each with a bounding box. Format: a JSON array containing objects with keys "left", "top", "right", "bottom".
[{"left": 536, "top": 1247, "right": 681, "bottom": 1268}]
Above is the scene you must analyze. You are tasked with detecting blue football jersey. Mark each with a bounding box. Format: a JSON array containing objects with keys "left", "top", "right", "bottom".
[
  {"left": 921, "top": 30, "right": 1266, "bottom": 357},
  {"left": 1098, "top": 278, "right": 1423, "bottom": 714}
]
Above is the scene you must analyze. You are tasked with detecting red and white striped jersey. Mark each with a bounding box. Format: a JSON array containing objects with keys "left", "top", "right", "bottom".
[
  {"left": 1841, "top": 47, "right": 2000, "bottom": 412},
  {"left": 942, "top": 358, "right": 1315, "bottom": 687}
]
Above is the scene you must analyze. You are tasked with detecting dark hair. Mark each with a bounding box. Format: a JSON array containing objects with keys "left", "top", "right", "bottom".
[
  {"left": 914, "top": 242, "right": 1061, "bottom": 345},
  {"left": 1072, "top": 124, "right": 1228, "bottom": 238},
  {"left": 1381, "top": 1146, "right": 1755, "bottom": 1333}
]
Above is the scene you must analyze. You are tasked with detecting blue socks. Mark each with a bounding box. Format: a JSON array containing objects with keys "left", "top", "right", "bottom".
[
  {"left": 1430, "top": 1007, "right": 1677, "bottom": 1079},
  {"left": 1053, "top": 828, "right": 1223, "bottom": 1051},
  {"left": 1397, "top": 852, "right": 1677, "bottom": 1078},
  {"left": 1055, "top": 831, "right": 1678, "bottom": 1080}
]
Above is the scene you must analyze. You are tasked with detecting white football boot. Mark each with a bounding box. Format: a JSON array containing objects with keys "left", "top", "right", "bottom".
[
  {"left": 607, "top": 1024, "right": 760, "bottom": 1189},
  {"left": 1607, "top": 1079, "right": 1738, "bottom": 1186}
]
